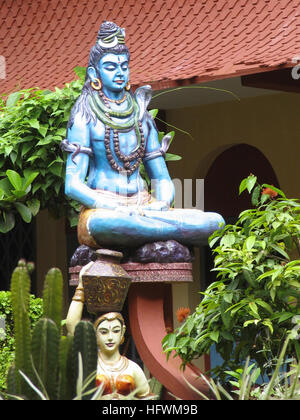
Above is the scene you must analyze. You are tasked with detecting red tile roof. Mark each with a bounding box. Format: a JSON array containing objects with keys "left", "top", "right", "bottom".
[{"left": 1, "top": 0, "right": 300, "bottom": 94}]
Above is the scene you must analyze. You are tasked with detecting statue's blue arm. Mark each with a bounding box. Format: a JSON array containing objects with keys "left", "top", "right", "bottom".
[
  {"left": 65, "top": 115, "right": 101, "bottom": 209},
  {"left": 143, "top": 115, "right": 175, "bottom": 209}
]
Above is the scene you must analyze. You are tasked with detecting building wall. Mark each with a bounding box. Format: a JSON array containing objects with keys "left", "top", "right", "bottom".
[
  {"left": 167, "top": 92, "right": 300, "bottom": 198},
  {"left": 166, "top": 91, "right": 300, "bottom": 325}
]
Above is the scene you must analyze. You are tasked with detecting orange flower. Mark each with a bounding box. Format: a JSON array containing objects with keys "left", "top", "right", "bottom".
[
  {"left": 261, "top": 186, "right": 278, "bottom": 198},
  {"left": 176, "top": 307, "right": 190, "bottom": 323}
]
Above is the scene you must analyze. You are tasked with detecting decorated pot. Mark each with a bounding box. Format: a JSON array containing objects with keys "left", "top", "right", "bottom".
[{"left": 82, "top": 249, "right": 131, "bottom": 313}]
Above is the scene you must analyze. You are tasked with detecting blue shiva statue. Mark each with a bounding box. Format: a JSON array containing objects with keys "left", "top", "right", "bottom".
[{"left": 62, "top": 21, "right": 224, "bottom": 250}]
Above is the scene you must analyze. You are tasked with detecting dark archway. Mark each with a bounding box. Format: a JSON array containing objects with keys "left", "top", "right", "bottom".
[{"left": 204, "top": 143, "right": 279, "bottom": 219}]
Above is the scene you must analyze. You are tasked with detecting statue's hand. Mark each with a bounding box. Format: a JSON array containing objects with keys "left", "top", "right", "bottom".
[
  {"left": 142, "top": 200, "right": 169, "bottom": 211},
  {"left": 114, "top": 205, "right": 140, "bottom": 216}
]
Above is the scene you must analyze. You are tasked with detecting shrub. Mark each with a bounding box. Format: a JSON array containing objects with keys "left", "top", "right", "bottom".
[
  {"left": 0, "top": 290, "right": 43, "bottom": 392},
  {"left": 0, "top": 68, "right": 85, "bottom": 232},
  {"left": 163, "top": 175, "right": 300, "bottom": 382}
]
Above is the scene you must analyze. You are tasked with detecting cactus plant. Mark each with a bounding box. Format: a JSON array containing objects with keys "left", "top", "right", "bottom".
[
  {"left": 73, "top": 321, "right": 98, "bottom": 400},
  {"left": 57, "top": 335, "right": 74, "bottom": 400},
  {"left": 9, "top": 261, "right": 32, "bottom": 396},
  {"left": 31, "top": 318, "right": 60, "bottom": 400},
  {"left": 42, "top": 268, "right": 63, "bottom": 333},
  {"left": 6, "top": 261, "right": 98, "bottom": 400}
]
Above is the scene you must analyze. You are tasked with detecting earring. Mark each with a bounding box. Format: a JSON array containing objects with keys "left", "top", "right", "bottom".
[
  {"left": 125, "top": 82, "right": 131, "bottom": 91},
  {"left": 120, "top": 336, "right": 125, "bottom": 345},
  {"left": 91, "top": 78, "right": 102, "bottom": 91}
]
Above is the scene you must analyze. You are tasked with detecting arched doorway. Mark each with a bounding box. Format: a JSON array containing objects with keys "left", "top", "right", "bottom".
[
  {"left": 201, "top": 143, "right": 279, "bottom": 289},
  {"left": 204, "top": 143, "right": 279, "bottom": 220}
]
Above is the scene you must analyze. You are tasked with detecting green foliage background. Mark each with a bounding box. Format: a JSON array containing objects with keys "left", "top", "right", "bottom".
[
  {"left": 0, "top": 68, "right": 85, "bottom": 232},
  {"left": 0, "top": 290, "right": 43, "bottom": 392}
]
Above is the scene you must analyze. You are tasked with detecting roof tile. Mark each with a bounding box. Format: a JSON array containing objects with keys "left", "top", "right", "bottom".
[{"left": 1, "top": 0, "right": 300, "bottom": 93}]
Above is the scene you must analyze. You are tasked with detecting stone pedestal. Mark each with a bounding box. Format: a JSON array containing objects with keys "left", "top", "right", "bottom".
[{"left": 69, "top": 261, "right": 193, "bottom": 286}]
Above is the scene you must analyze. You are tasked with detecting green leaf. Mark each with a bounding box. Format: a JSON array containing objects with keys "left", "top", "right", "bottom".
[
  {"left": 73, "top": 66, "right": 86, "bottom": 81},
  {"left": 277, "top": 312, "right": 294, "bottom": 323},
  {"left": 221, "top": 300, "right": 231, "bottom": 329},
  {"left": 4, "top": 145, "right": 13, "bottom": 156},
  {"left": 243, "top": 269, "right": 256, "bottom": 288},
  {"left": 223, "top": 293, "right": 233, "bottom": 304},
  {"left": 49, "top": 163, "right": 62, "bottom": 177},
  {"left": 36, "top": 136, "right": 54, "bottom": 146},
  {"left": 14, "top": 202, "right": 32, "bottom": 223},
  {"left": 245, "top": 235, "right": 256, "bottom": 251},
  {"left": 0, "top": 177, "right": 13, "bottom": 196},
  {"left": 165, "top": 153, "right": 182, "bottom": 161},
  {"left": 26, "top": 198, "right": 40, "bottom": 216},
  {"left": 38, "top": 124, "right": 48, "bottom": 138},
  {"left": 270, "top": 287, "right": 276, "bottom": 301},
  {"left": 251, "top": 185, "right": 261, "bottom": 207},
  {"left": 262, "top": 184, "right": 286, "bottom": 198},
  {"left": 243, "top": 319, "right": 260, "bottom": 328},
  {"left": 149, "top": 109, "right": 158, "bottom": 118},
  {"left": 0, "top": 211, "right": 15, "bottom": 233},
  {"left": 270, "top": 244, "right": 289, "bottom": 260},
  {"left": 27, "top": 119, "right": 40, "bottom": 130},
  {"left": 163, "top": 333, "right": 176, "bottom": 350},
  {"left": 10, "top": 151, "right": 17, "bottom": 165},
  {"left": 209, "top": 331, "right": 219, "bottom": 343},
  {"left": 26, "top": 155, "right": 39, "bottom": 163},
  {"left": 248, "top": 301, "right": 260, "bottom": 318},
  {"left": 261, "top": 193, "right": 270, "bottom": 205},
  {"left": 22, "top": 171, "right": 39, "bottom": 190},
  {"left": 220, "top": 233, "right": 236, "bottom": 247},
  {"left": 6, "top": 92, "right": 21, "bottom": 108},
  {"left": 6, "top": 170, "right": 22, "bottom": 190},
  {"left": 289, "top": 280, "right": 300, "bottom": 288},
  {"left": 239, "top": 175, "right": 257, "bottom": 195},
  {"left": 21, "top": 142, "right": 34, "bottom": 157},
  {"left": 256, "top": 300, "right": 273, "bottom": 314}
]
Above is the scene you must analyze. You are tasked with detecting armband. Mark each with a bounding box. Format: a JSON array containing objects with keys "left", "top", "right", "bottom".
[
  {"left": 143, "top": 133, "right": 172, "bottom": 162},
  {"left": 61, "top": 139, "right": 93, "bottom": 164}
]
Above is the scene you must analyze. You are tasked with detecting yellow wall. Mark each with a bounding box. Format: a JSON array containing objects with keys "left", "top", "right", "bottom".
[{"left": 166, "top": 92, "right": 300, "bottom": 199}]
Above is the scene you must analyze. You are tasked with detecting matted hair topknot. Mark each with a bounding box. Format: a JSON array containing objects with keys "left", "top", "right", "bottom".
[{"left": 96, "top": 21, "right": 126, "bottom": 48}]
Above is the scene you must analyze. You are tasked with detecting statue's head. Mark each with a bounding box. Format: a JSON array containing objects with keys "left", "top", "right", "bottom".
[
  {"left": 87, "top": 21, "right": 130, "bottom": 93},
  {"left": 94, "top": 312, "right": 126, "bottom": 355},
  {"left": 68, "top": 21, "right": 130, "bottom": 127}
]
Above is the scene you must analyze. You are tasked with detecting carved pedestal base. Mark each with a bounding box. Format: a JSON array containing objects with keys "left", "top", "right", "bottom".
[{"left": 69, "top": 261, "right": 193, "bottom": 286}]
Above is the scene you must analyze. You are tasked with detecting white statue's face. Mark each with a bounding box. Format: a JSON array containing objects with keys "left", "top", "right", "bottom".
[{"left": 96, "top": 318, "right": 125, "bottom": 354}]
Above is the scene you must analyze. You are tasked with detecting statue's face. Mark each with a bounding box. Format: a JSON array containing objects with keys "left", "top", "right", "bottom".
[
  {"left": 96, "top": 318, "right": 125, "bottom": 354},
  {"left": 98, "top": 53, "right": 129, "bottom": 92}
]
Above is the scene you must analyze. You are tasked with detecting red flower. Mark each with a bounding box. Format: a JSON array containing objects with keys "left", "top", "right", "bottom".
[
  {"left": 261, "top": 187, "right": 278, "bottom": 198},
  {"left": 176, "top": 307, "right": 190, "bottom": 323}
]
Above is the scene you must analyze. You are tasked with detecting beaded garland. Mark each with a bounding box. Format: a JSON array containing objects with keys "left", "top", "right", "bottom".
[{"left": 89, "top": 90, "right": 145, "bottom": 177}]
